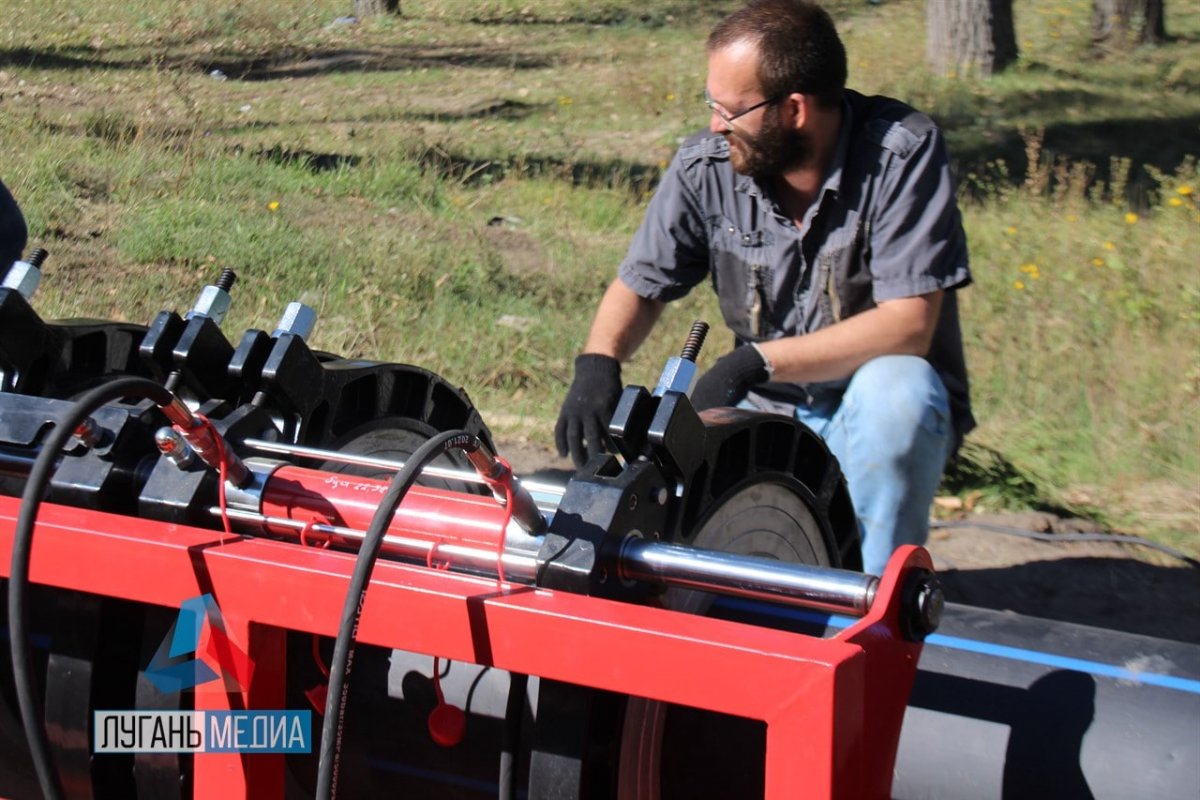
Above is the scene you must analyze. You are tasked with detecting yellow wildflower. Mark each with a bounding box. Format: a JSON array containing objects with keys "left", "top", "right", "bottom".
[
  {"left": 1103, "top": 241, "right": 1116, "bottom": 251},
  {"left": 1005, "top": 226, "right": 1017, "bottom": 235},
  {"left": 1013, "top": 280, "right": 1025, "bottom": 290},
  {"left": 1091, "top": 257, "right": 1104, "bottom": 267},
  {"left": 665, "top": 93, "right": 676, "bottom": 101},
  {"left": 1169, "top": 197, "right": 1184, "bottom": 207},
  {"left": 558, "top": 96, "right": 573, "bottom": 106},
  {"left": 1124, "top": 212, "right": 1138, "bottom": 224},
  {"left": 267, "top": 200, "right": 280, "bottom": 211},
  {"left": 1178, "top": 185, "right": 1194, "bottom": 196}
]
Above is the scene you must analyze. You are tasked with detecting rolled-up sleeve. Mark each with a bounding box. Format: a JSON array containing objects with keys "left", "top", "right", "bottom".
[
  {"left": 868, "top": 125, "right": 970, "bottom": 303},
  {"left": 618, "top": 152, "right": 711, "bottom": 302}
]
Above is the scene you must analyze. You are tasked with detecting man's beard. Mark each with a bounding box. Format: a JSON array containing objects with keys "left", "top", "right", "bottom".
[{"left": 726, "top": 112, "right": 811, "bottom": 179}]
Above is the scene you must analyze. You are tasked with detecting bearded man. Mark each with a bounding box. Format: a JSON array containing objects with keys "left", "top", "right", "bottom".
[{"left": 555, "top": 0, "right": 973, "bottom": 575}]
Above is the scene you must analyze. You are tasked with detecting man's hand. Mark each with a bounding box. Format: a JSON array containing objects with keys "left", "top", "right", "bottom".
[
  {"left": 690, "top": 346, "right": 769, "bottom": 411},
  {"left": 555, "top": 354, "right": 623, "bottom": 467}
]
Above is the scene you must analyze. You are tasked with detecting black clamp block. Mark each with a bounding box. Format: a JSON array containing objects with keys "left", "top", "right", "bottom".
[
  {"left": 535, "top": 457, "right": 670, "bottom": 600},
  {"left": 138, "top": 311, "right": 186, "bottom": 382},
  {"left": 137, "top": 401, "right": 279, "bottom": 526},
  {"left": 170, "top": 316, "right": 236, "bottom": 400},
  {"left": 45, "top": 398, "right": 164, "bottom": 515},
  {"left": 647, "top": 391, "right": 705, "bottom": 484},
  {"left": 0, "top": 288, "right": 53, "bottom": 393},
  {"left": 607, "top": 385, "right": 656, "bottom": 462},
  {"left": 254, "top": 333, "right": 327, "bottom": 439},
  {"left": 227, "top": 329, "right": 275, "bottom": 405}
]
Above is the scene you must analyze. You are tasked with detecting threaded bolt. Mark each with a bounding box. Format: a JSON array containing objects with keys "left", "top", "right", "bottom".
[
  {"left": 679, "top": 321, "right": 710, "bottom": 362},
  {"left": 26, "top": 247, "right": 48, "bottom": 268},
  {"left": 215, "top": 267, "right": 237, "bottom": 292}
]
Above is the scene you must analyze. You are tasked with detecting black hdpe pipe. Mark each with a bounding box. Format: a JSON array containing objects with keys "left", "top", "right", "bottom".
[
  {"left": 715, "top": 596, "right": 1200, "bottom": 799},
  {"left": 894, "top": 603, "right": 1200, "bottom": 800}
]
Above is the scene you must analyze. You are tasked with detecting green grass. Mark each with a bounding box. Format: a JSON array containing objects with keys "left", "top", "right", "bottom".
[{"left": 1, "top": 0, "right": 1197, "bottom": 550}]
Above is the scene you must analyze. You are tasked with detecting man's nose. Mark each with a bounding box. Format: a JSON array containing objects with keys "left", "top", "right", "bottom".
[{"left": 708, "top": 110, "right": 732, "bottom": 135}]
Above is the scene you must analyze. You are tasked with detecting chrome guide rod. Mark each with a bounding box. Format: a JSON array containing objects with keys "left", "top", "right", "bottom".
[
  {"left": 621, "top": 537, "right": 878, "bottom": 616},
  {"left": 241, "top": 437, "right": 566, "bottom": 508},
  {"left": 213, "top": 509, "right": 878, "bottom": 617}
]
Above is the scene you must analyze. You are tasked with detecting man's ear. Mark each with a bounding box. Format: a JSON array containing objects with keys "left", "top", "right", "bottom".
[{"left": 786, "top": 93, "right": 808, "bottom": 130}]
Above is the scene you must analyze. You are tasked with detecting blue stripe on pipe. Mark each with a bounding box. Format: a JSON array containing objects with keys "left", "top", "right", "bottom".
[
  {"left": 712, "top": 597, "right": 1200, "bottom": 695},
  {"left": 0, "top": 626, "right": 54, "bottom": 649},
  {"left": 367, "top": 756, "right": 519, "bottom": 797}
]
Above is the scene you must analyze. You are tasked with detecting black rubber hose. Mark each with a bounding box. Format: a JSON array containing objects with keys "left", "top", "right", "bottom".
[
  {"left": 9, "top": 376, "right": 174, "bottom": 800},
  {"left": 929, "top": 520, "right": 1200, "bottom": 568},
  {"left": 498, "top": 671, "right": 528, "bottom": 800},
  {"left": 316, "top": 428, "right": 477, "bottom": 800}
]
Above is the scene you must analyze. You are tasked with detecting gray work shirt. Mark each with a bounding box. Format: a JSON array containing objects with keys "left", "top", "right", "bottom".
[{"left": 618, "top": 89, "right": 975, "bottom": 437}]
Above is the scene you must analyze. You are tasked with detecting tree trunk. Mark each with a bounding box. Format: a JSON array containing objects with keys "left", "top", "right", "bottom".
[
  {"left": 1093, "top": 0, "right": 1166, "bottom": 48},
  {"left": 353, "top": 0, "right": 400, "bottom": 16},
  {"left": 926, "top": 0, "right": 1018, "bottom": 78}
]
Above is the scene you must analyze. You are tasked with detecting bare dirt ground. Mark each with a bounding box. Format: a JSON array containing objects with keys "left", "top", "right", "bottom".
[{"left": 495, "top": 438, "right": 1200, "bottom": 646}]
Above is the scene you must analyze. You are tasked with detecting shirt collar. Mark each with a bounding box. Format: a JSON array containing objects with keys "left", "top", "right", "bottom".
[{"left": 821, "top": 94, "right": 854, "bottom": 202}]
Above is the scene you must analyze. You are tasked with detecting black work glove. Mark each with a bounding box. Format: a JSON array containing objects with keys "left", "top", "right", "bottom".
[
  {"left": 690, "top": 345, "right": 770, "bottom": 411},
  {"left": 555, "top": 354, "right": 623, "bottom": 468}
]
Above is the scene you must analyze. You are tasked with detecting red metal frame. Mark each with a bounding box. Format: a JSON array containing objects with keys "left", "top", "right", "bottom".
[{"left": 0, "top": 493, "right": 928, "bottom": 799}]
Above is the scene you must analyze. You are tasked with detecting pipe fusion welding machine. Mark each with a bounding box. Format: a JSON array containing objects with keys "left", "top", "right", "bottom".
[{"left": 1, "top": 257, "right": 1197, "bottom": 799}]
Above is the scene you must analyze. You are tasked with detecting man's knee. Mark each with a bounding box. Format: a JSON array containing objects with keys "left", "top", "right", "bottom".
[{"left": 842, "top": 356, "right": 950, "bottom": 454}]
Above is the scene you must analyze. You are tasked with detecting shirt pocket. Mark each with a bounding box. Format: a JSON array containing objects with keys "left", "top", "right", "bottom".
[
  {"left": 708, "top": 215, "right": 774, "bottom": 341},
  {"left": 811, "top": 248, "right": 848, "bottom": 330},
  {"left": 809, "top": 221, "right": 871, "bottom": 330}
]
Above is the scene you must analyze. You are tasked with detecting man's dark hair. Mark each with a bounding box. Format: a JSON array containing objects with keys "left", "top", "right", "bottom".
[{"left": 707, "top": 0, "right": 847, "bottom": 110}]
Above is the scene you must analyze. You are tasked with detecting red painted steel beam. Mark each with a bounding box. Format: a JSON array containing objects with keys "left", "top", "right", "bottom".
[{"left": 0, "top": 494, "right": 926, "bottom": 799}]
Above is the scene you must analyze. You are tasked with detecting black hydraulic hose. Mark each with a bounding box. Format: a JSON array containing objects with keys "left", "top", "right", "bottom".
[
  {"left": 498, "top": 671, "right": 528, "bottom": 800},
  {"left": 929, "top": 520, "right": 1200, "bottom": 568},
  {"left": 316, "top": 428, "right": 477, "bottom": 800},
  {"left": 8, "top": 376, "right": 174, "bottom": 800}
]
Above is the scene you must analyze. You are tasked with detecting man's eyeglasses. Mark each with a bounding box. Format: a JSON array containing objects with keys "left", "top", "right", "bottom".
[{"left": 703, "top": 88, "right": 782, "bottom": 125}]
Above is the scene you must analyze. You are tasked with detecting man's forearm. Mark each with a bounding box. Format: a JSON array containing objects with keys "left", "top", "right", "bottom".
[
  {"left": 756, "top": 292, "right": 942, "bottom": 384},
  {"left": 583, "top": 279, "right": 666, "bottom": 362}
]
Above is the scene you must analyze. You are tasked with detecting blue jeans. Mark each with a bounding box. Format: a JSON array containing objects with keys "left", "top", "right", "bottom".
[{"left": 786, "top": 356, "right": 952, "bottom": 575}]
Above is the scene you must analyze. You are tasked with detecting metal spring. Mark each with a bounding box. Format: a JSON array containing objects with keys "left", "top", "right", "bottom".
[
  {"left": 216, "top": 267, "right": 238, "bottom": 292},
  {"left": 679, "top": 320, "right": 710, "bottom": 362}
]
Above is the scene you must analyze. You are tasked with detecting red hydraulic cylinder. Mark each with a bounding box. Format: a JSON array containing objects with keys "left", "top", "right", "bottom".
[{"left": 258, "top": 465, "right": 513, "bottom": 559}]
